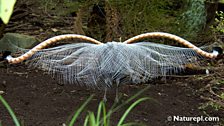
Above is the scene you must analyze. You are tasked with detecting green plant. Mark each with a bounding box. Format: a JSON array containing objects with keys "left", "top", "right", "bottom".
[
  {"left": 117, "top": 98, "right": 148, "bottom": 126},
  {"left": 198, "top": 79, "right": 224, "bottom": 125},
  {"left": 0, "top": 0, "right": 16, "bottom": 24},
  {"left": 178, "top": 0, "right": 206, "bottom": 38},
  {"left": 199, "top": 80, "right": 224, "bottom": 110},
  {"left": 220, "top": 0, "right": 224, "bottom": 3},
  {"left": 68, "top": 95, "right": 94, "bottom": 126},
  {"left": 199, "top": 100, "right": 223, "bottom": 111},
  {"left": 68, "top": 97, "right": 149, "bottom": 126},
  {"left": 0, "top": 95, "right": 20, "bottom": 126},
  {"left": 67, "top": 86, "right": 151, "bottom": 126},
  {"left": 211, "top": 11, "right": 224, "bottom": 34}
]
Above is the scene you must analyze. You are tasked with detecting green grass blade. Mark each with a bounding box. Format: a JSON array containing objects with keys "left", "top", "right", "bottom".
[
  {"left": 102, "top": 102, "right": 107, "bottom": 126},
  {"left": 106, "top": 85, "right": 151, "bottom": 119},
  {"left": 96, "top": 101, "right": 108, "bottom": 126},
  {"left": 98, "top": 85, "right": 151, "bottom": 125},
  {"left": 88, "top": 111, "right": 96, "bottom": 126},
  {"left": 122, "top": 85, "right": 150, "bottom": 106},
  {"left": 84, "top": 115, "right": 90, "bottom": 126},
  {"left": 117, "top": 97, "right": 149, "bottom": 126},
  {"left": 105, "top": 109, "right": 110, "bottom": 126},
  {"left": 0, "top": 95, "right": 20, "bottom": 126},
  {"left": 68, "top": 95, "right": 93, "bottom": 126},
  {"left": 96, "top": 101, "right": 103, "bottom": 125}
]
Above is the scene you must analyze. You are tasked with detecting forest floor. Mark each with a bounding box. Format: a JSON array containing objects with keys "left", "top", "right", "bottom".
[{"left": 0, "top": 0, "right": 224, "bottom": 126}]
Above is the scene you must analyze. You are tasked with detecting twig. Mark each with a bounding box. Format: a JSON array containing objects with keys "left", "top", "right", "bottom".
[
  {"left": 5, "top": 23, "right": 30, "bottom": 32},
  {"left": 200, "top": 96, "right": 224, "bottom": 108},
  {"left": 209, "top": 87, "right": 222, "bottom": 99}
]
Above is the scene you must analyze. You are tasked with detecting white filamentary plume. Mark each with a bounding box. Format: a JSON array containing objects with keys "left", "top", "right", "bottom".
[{"left": 27, "top": 42, "right": 204, "bottom": 89}]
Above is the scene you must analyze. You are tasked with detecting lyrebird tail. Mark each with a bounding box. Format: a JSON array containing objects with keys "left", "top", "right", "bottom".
[{"left": 4, "top": 32, "right": 222, "bottom": 89}]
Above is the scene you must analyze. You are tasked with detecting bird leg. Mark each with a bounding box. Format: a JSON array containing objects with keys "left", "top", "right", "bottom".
[
  {"left": 115, "top": 86, "right": 119, "bottom": 103},
  {"left": 161, "top": 76, "right": 167, "bottom": 83},
  {"left": 103, "top": 79, "right": 112, "bottom": 102},
  {"left": 103, "top": 87, "right": 107, "bottom": 102},
  {"left": 115, "top": 80, "right": 120, "bottom": 103}
]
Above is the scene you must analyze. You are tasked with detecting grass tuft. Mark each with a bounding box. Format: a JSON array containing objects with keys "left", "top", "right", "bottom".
[{"left": 67, "top": 85, "right": 152, "bottom": 126}]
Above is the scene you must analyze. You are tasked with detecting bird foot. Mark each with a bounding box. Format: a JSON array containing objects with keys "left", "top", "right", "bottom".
[
  {"left": 115, "top": 96, "right": 119, "bottom": 103},
  {"left": 103, "top": 96, "right": 107, "bottom": 102}
]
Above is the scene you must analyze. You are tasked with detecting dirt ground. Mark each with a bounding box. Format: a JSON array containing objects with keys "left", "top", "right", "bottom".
[
  {"left": 0, "top": 62, "right": 223, "bottom": 126},
  {"left": 0, "top": 0, "right": 224, "bottom": 126}
]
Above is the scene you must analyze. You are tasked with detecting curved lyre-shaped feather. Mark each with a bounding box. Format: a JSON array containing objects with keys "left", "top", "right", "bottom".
[
  {"left": 6, "top": 34, "right": 102, "bottom": 64},
  {"left": 124, "top": 32, "right": 218, "bottom": 59}
]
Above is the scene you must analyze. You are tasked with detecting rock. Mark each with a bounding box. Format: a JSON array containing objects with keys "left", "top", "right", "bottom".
[
  {"left": 0, "top": 33, "right": 39, "bottom": 52},
  {"left": 0, "top": 91, "right": 4, "bottom": 94}
]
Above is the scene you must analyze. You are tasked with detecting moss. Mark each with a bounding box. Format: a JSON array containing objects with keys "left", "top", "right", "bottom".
[{"left": 108, "top": 0, "right": 188, "bottom": 39}]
